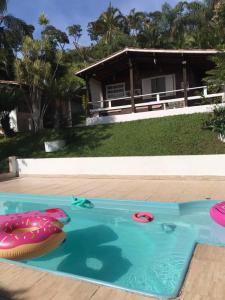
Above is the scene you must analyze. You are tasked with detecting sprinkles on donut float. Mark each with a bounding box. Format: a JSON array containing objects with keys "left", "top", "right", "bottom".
[{"left": 0, "top": 208, "right": 69, "bottom": 260}]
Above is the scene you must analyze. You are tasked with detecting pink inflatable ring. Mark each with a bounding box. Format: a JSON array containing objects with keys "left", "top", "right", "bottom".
[
  {"left": 0, "top": 208, "right": 70, "bottom": 226},
  {"left": 210, "top": 201, "right": 225, "bottom": 227},
  {"left": 0, "top": 215, "right": 65, "bottom": 260},
  {"left": 132, "top": 212, "right": 154, "bottom": 223}
]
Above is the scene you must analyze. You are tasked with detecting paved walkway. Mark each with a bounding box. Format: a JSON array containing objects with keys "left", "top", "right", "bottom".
[
  {"left": 1, "top": 175, "right": 225, "bottom": 202},
  {"left": 0, "top": 175, "right": 225, "bottom": 299}
]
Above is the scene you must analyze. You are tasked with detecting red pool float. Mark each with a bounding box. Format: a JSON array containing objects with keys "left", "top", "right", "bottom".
[{"left": 132, "top": 212, "right": 154, "bottom": 223}]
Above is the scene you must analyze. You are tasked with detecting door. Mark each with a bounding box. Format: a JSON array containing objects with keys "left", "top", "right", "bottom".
[{"left": 89, "top": 78, "right": 103, "bottom": 108}]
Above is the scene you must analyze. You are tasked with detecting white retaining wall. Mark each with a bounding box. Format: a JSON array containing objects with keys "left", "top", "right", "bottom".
[
  {"left": 86, "top": 104, "right": 218, "bottom": 126},
  {"left": 17, "top": 155, "right": 225, "bottom": 176}
]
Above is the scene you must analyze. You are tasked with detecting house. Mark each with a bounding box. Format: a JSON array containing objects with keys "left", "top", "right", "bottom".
[
  {"left": 0, "top": 80, "right": 31, "bottom": 133},
  {"left": 0, "top": 80, "right": 83, "bottom": 133},
  {"left": 76, "top": 48, "right": 224, "bottom": 125}
]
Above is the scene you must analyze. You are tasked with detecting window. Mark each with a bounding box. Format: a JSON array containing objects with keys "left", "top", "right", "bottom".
[
  {"left": 106, "top": 83, "right": 125, "bottom": 99},
  {"left": 142, "top": 74, "right": 175, "bottom": 99},
  {"left": 151, "top": 77, "right": 166, "bottom": 93}
]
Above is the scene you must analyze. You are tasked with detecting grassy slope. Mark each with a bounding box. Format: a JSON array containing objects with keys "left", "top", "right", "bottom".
[{"left": 0, "top": 114, "right": 224, "bottom": 164}]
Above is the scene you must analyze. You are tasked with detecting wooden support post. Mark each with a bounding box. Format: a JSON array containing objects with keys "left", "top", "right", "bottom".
[
  {"left": 85, "top": 76, "right": 91, "bottom": 117},
  {"left": 182, "top": 60, "right": 188, "bottom": 107},
  {"left": 223, "top": 83, "right": 225, "bottom": 103},
  {"left": 129, "top": 58, "right": 135, "bottom": 113},
  {"left": 203, "top": 86, "right": 208, "bottom": 97},
  {"left": 67, "top": 100, "right": 73, "bottom": 127}
]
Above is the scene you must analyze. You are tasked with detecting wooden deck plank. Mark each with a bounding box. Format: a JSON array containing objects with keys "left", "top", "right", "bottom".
[
  {"left": 1, "top": 175, "right": 225, "bottom": 201},
  {"left": 178, "top": 245, "right": 225, "bottom": 300},
  {"left": 0, "top": 175, "right": 225, "bottom": 299},
  {"left": 91, "top": 286, "right": 151, "bottom": 300}
]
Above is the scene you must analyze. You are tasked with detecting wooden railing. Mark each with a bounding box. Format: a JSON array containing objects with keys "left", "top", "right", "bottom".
[{"left": 89, "top": 86, "right": 224, "bottom": 114}]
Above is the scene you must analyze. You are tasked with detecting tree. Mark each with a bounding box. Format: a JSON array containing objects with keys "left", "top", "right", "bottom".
[
  {"left": 137, "top": 11, "right": 163, "bottom": 48},
  {"left": 87, "top": 3, "right": 125, "bottom": 45},
  {"left": 15, "top": 14, "right": 84, "bottom": 132},
  {"left": 125, "top": 9, "right": 146, "bottom": 36},
  {"left": 67, "top": 24, "right": 93, "bottom": 65},
  {"left": 175, "top": 1, "right": 216, "bottom": 48},
  {"left": 14, "top": 13, "right": 71, "bottom": 132},
  {"left": 204, "top": 54, "right": 225, "bottom": 88},
  {"left": 14, "top": 36, "right": 60, "bottom": 132},
  {"left": 0, "top": 0, "right": 34, "bottom": 78},
  {"left": 48, "top": 61, "right": 84, "bottom": 128},
  {"left": 136, "top": 1, "right": 219, "bottom": 49},
  {"left": 210, "top": 0, "right": 225, "bottom": 48},
  {"left": 67, "top": 24, "right": 82, "bottom": 45},
  {"left": 41, "top": 25, "right": 69, "bottom": 50}
]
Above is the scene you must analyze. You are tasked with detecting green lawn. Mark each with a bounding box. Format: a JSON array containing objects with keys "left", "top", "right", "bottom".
[{"left": 0, "top": 113, "right": 224, "bottom": 166}]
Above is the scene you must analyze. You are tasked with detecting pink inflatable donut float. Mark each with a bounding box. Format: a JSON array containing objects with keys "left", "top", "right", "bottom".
[
  {"left": 0, "top": 208, "right": 70, "bottom": 225},
  {"left": 0, "top": 215, "right": 65, "bottom": 260},
  {"left": 210, "top": 201, "right": 225, "bottom": 227},
  {"left": 0, "top": 208, "right": 69, "bottom": 260}
]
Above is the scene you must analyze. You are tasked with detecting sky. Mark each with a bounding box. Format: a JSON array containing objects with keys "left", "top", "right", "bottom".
[{"left": 8, "top": 0, "right": 193, "bottom": 45}]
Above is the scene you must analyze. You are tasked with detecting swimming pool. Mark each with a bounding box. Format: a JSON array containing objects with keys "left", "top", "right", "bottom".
[{"left": 0, "top": 192, "right": 224, "bottom": 298}]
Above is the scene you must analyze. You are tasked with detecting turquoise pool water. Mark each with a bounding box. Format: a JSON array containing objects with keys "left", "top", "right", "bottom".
[{"left": 0, "top": 193, "right": 224, "bottom": 298}]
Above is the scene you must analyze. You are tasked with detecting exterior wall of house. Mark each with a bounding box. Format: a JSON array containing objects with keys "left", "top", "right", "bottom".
[
  {"left": 17, "top": 112, "right": 32, "bottom": 131},
  {"left": 9, "top": 110, "right": 32, "bottom": 132},
  {"left": 15, "top": 100, "right": 33, "bottom": 131},
  {"left": 10, "top": 100, "right": 73, "bottom": 132}
]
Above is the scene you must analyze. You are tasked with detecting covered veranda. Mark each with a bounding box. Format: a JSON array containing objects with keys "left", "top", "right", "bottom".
[{"left": 76, "top": 48, "right": 223, "bottom": 118}]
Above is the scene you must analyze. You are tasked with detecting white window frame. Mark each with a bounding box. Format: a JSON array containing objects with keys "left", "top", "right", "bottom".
[
  {"left": 142, "top": 74, "right": 176, "bottom": 97},
  {"left": 106, "top": 82, "right": 126, "bottom": 99}
]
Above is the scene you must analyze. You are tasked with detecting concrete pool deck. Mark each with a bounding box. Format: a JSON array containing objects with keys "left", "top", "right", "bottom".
[{"left": 0, "top": 175, "right": 225, "bottom": 299}]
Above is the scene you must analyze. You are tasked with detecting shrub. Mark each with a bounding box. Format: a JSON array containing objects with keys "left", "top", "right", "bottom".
[
  {"left": 204, "top": 106, "right": 225, "bottom": 135},
  {"left": 0, "top": 159, "right": 8, "bottom": 174}
]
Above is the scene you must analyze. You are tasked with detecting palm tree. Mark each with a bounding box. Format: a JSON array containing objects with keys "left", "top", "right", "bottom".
[
  {"left": 206, "top": 0, "right": 221, "bottom": 10},
  {"left": 169, "top": 1, "right": 216, "bottom": 48},
  {"left": 88, "top": 3, "right": 124, "bottom": 44},
  {"left": 125, "top": 9, "right": 146, "bottom": 36},
  {"left": 137, "top": 11, "right": 166, "bottom": 48},
  {"left": 137, "top": 1, "right": 217, "bottom": 49}
]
